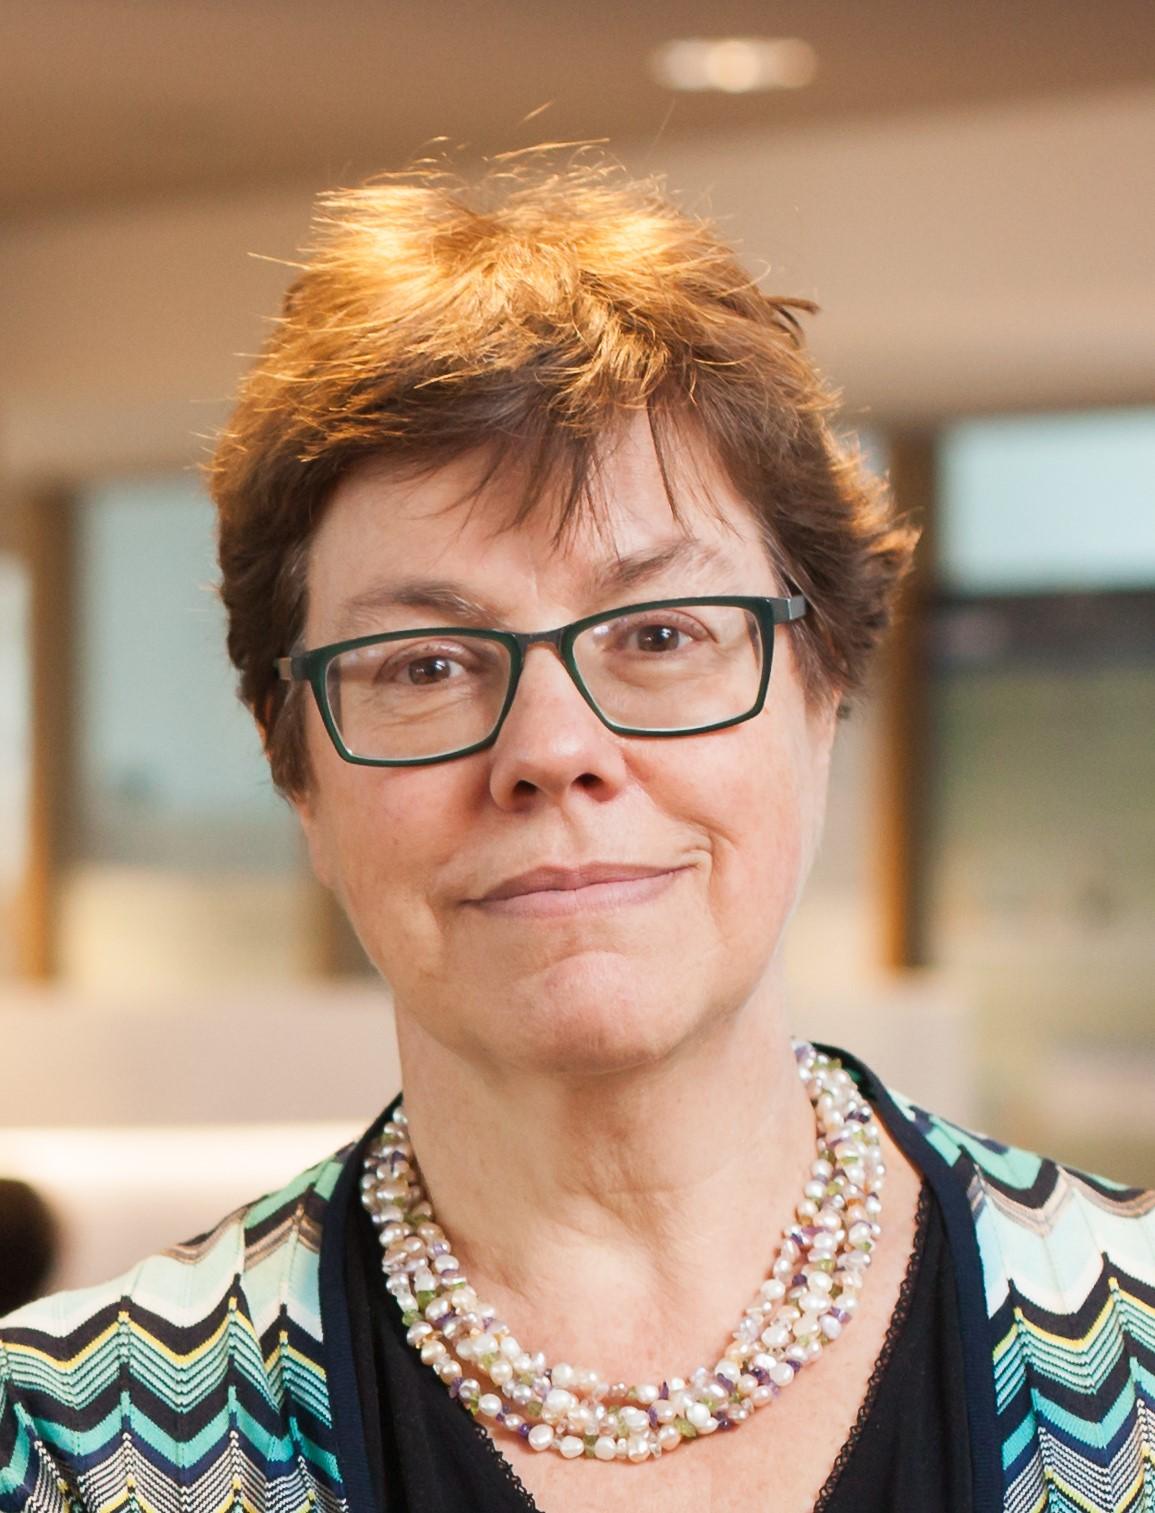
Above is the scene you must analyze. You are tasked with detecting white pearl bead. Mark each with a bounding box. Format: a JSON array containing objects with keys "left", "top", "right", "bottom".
[
  {"left": 635, "top": 1383, "right": 660, "bottom": 1404},
  {"left": 543, "top": 1387, "right": 577, "bottom": 1420},
  {"left": 686, "top": 1402, "right": 712, "bottom": 1430},
  {"left": 559, "top": 1435, "right": 584, "bottom": 1459},
  {"left": 657, "top": 1424, "right": 681, "bottom": 1451},
  {"left": 820, "top": 1315, "right": 842, "bottom": 1340},
  {"left": 551, "top": 1362, "right": 577, "bottom": 1389},
  {"left": 489, "top": 1359, "right": 513, "bottom": 1385},
  {"left": 770, "top": 1361, "right": 795, "bottom": 1387},
  {"left": 477, "top": 1394, "right": 501, "bottom": 1418},
  {"left": 574, "top": 1405, "right": 599, "bottom": 1436},
  {"left": 528, "top": 1424, "right": 554, "bottom": 1452},
  {"left": 627, "top": 1436, "right": 651, "bottom": 1462},
  {"left": 594, "top": 1436, "right": 616, "bottom": 1461}
]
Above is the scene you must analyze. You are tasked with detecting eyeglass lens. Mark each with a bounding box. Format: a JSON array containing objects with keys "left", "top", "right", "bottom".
[{"left": 324, "top": 602, "right": 765, "bottom": 761}]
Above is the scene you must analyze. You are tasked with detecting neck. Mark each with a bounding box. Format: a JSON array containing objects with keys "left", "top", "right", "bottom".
[{"left": 390, "top": 967, "right": 820, "bottom": 1382}]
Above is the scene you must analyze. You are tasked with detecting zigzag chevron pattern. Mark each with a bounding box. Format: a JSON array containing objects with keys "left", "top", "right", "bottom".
[
  {"left": 0, "top": 1150, "right": 352, "bottom": 1513},
  {"left": 889, "top": 1090, "right": 1155, "bottom": 1512},
  {"left": 3, "top": 1089, "right": 1154, "bottom": 1511}
]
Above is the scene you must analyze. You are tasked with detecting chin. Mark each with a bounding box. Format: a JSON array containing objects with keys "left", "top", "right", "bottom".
[{"left": 499, "top": 953, "right": 705, "bottom": 1078}]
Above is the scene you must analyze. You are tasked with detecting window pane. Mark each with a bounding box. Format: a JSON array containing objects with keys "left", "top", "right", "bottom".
[
  {"left": 939, "top": 409, "right": 1155, "bottom": 593},
  {"left": 64, "top": 477, "right": 308, "bottom": 992},
  {"left": 75, "top": 477, "right": 296, "bottom": 870}
]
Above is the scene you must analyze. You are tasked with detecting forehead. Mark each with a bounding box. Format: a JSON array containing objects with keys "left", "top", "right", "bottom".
[{"left": 304, "top": 416, "right": 773, "bottom": 638}]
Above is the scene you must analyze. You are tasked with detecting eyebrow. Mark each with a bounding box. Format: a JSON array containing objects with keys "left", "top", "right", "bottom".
[{"left": 330, "top": 540, "right": 738, "bottom": 636}]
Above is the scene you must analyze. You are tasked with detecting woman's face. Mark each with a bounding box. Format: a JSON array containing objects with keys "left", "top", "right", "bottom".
[{"left": 294, "top": 415, "right": 840, "bottom": 1077}]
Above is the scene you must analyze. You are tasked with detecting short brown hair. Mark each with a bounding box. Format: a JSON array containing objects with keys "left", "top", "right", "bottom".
[{"left": 209, "top": 156, "right": 919, "bottom": 796}]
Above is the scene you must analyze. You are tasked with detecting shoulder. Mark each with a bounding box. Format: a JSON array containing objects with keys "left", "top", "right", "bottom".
[
  {"left": 881, "top": 1079, "right": 1155, "bottom": 1302},
  {"left": 0, "top": 1141, "right": 354, "bottom": 1513},
  {"left": 825, "top": 1040, "right": 1155, "bottom": 1265}
]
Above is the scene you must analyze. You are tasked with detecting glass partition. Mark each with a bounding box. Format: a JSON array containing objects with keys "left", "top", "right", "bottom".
[
  {"left": 61, "top": 476, "right": 311, "bottom": 994},
  {"left": 927, "top": 409, "right": 1155, "bottom": 1180}
]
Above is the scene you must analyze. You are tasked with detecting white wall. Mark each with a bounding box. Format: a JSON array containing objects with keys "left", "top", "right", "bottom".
[{"left": 1, "top": 87, "right": 1152, "bottom": 485}]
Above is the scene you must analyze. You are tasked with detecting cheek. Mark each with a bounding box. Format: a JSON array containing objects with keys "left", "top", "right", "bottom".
[
  {"left": 310, "top": 755, "right": 462, "bottom": 967},
  {"left": 683, "top": 718, "right": 815, "bottom": 929}
]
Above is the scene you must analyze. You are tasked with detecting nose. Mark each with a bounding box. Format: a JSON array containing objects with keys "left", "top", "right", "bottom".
[{"left": 485, "top": 641, "right": 630, "bottom": 808}]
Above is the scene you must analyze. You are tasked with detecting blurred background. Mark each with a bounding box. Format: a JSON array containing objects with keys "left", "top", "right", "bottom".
[{"left": 1, "top": 0, "right": 1153, "bottom": 1304}]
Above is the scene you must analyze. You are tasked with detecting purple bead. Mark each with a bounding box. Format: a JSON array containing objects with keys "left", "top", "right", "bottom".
[
  {"left": 658, "top": 1382, "right": 670, "bottom": 1400},
  {"left": 517, "top": 1423, "right": 531, "bottom": 1440}
]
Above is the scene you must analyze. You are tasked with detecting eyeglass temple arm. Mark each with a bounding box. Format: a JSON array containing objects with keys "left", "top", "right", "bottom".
[{"left": 780, "top": 591, "right": 808, "bottom": 622}]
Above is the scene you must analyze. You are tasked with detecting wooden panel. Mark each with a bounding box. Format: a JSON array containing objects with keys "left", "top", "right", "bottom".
[
  {"left": 19, "top": 489, "right": 74, "bottom": 979},
  {"left": 875, "top": 435, "right": 936, "bottom": 970}
]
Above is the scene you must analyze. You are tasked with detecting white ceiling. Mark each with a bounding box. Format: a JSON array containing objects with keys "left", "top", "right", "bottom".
[{"left": 4, "top": 0, "right": 1154, "bottom": 216}]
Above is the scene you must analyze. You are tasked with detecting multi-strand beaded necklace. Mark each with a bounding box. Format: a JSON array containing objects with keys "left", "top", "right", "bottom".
[{"left": 359, "top": 1042, "right": 885, "bottom": 1464}]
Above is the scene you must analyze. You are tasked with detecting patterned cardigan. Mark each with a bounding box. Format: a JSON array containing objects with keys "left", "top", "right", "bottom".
[{"left": 1, "top": 1045, "right": 1153, "bottom": 1513}]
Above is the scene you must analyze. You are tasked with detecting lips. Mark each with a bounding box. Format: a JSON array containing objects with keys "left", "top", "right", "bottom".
[{"left": 477, "top": 862, "right": 677, "bottom": 903}]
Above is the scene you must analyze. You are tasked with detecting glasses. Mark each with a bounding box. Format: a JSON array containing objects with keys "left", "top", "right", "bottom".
[{"left": 275, "top": 593, "right": 808, "bottom": 767}]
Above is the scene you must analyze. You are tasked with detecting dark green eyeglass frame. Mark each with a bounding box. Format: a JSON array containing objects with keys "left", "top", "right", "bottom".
[{"left": 274, "top": 591, "right": 809, "bottom": 768}]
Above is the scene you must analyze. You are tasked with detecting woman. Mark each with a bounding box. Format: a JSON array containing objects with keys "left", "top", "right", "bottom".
[{"left": 2, "top": 161, "right": 1152, "bottom": 1513}]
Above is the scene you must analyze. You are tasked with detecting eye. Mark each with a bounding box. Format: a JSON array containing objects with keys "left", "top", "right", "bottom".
[
  {"left": 631, "top": 621, "right": 692, "bottom": 653},
  {"left": 392, "top": 652, "right": 465, "bottom": 685},
  {"left": 597, "top": 611, "right": 710, "bottom": 654}
]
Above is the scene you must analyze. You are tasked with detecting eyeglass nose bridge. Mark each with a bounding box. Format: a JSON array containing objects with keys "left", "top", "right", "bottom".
[{"left": 497, "top": 622, "right": 603, "bottom": 727}]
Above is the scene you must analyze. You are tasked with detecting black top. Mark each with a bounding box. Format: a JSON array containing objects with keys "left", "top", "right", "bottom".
[{"left": 344, "top": 1165, "right": 974, "bottom": 1511}]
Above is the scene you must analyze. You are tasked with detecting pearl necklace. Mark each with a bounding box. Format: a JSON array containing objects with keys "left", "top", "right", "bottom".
[{"left": 359, "top": 1042, "right": 885, "bottom": 1464}]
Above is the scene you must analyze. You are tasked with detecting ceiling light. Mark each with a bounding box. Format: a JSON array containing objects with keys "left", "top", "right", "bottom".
[{"left": 650, "top": 37, "right": 818, "bottom": 94}]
